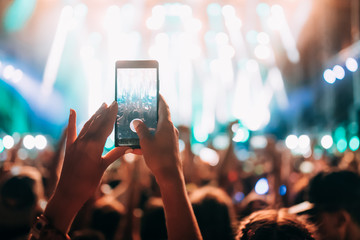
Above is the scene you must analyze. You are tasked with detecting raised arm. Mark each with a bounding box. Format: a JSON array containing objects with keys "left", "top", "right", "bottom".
[
  {"left": 29, "top": 102, "right": 129, "bottom": 239},
  {"left": 133, "top": 95, "right": 203, "bottom": 240}
]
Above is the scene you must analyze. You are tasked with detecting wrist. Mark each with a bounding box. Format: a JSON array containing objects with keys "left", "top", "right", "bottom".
[{"left": 43, "top": 190, "right": 85, "bottom": 234}]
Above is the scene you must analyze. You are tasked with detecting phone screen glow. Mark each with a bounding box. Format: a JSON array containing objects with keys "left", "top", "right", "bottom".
[{"left": 116, "top": 68, "right": 158, "bottom": 142}]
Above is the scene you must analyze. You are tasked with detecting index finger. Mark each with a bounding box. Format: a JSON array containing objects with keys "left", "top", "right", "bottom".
[{"left": 158, "top": 94, "right": 172, "bottom": 125}]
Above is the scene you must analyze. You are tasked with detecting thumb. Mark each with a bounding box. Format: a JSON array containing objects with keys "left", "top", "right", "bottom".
[{"left": 133, "top": 120, "right": 152, "bottom": 142}]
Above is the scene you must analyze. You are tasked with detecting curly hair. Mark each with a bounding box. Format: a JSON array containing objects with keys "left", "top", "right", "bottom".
[{"left": 236, "top": 209, "right": 317, "bottom": 240}]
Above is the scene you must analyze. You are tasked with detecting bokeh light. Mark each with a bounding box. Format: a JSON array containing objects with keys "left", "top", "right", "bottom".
[
  {"left": 321, "top": 135, "right": 333, "bottom": 149},
  {"left": 3, "top": 135, "right": 15, "bottom": 149},
  {"left": 23, "top": 135, "right": 35, "bottom": 150},
  {"left": 199, "top": 147, "right": 219, "bottom": 166},
  {"left": 336, "top": 139, "right": 347, "bottom": 153},
  {"left": 332, "top": 65, "right": 345, "bottom": 80},
  {"left": 323, "top": 69, "right": 336, "bottom": 84},
  {"left": 255, "top": 178, "right": 269, "bottom": 195},
  {"left": 349, "top": 136, "right": 360, "bottom": 151},
  {"left": 35, "top": 135, "right": 47, "bottom": 150},
  {"left": 345, "top": 57, "right": 358, "bottom": 72},
  {"left": 0, "top": 138, "right": 4, "bottom": 153},
  {"left": 279, "top": 185, "right": 287, "bottom": 196},
  {"left": 285, "top": 135, "right": 298, "bottom": 150}
]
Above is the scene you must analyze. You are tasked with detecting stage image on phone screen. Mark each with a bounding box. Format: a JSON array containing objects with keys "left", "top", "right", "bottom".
[{"left": 116, "top": 68, "right": 157, "bottom": 145}]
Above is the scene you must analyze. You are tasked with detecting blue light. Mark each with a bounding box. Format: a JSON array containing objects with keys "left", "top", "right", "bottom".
[
  {"left": 279, "top": 185, "right": 287, "bottom": 196},
  {"left": 233, "top": 192, "right": 245, "bottom": 203},
  {"left": 255, "top": 178, "right": 269, "bottom": 195}
]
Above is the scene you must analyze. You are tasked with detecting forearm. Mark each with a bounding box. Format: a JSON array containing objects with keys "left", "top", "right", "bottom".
[{"left": 155, "top": 165, "right": 202, "bottom": 240}]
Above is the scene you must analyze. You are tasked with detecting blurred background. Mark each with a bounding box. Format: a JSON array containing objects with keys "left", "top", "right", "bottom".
[{"left": 0, "top": 0, "right": 359, "bottom": 157}]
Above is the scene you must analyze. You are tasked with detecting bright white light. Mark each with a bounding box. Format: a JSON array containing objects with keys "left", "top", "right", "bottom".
[
  {"left": 3, "top": 65, "right": 15, "bottom": 79},
  {"left": 80, "top": 45, "right": 95, "bottom": 59},
  {"left": 257, "top": 32, "right": 270, "bottom": 45},
  {"left": 3, "top": 135, "right": 14, "bottom": 149},
  {"left": 232, "top": 128, "right": 249, "bottom": 142},
  {"left": 254, "top": 45, "right": 271, "bottom": 60},
  {"left": 285, "top": 135, "right": 298, "bottom": 149},
  {"left": 246, "top": 59, "right": 259, "bottom": 73},
  {"left": 152, "top": 5, "right": 166, "bottom": 16},
  {"left": 23, "top": 135, "right": 35, "bottom": 150},
  {"left": 124, "top": 153, "right": 136, "bottom": 163},
  {"left": 299, "top": 161, "right": 314, "bottom": 174},
  {"left": 298, "top": 135, "right": 310, "bottom": 149},
  {"left": 218, "top": 45, "right": 235, "bottom": 59},
  {"left": 215, "top": 32, "right": 229, "bottom": 45},
  {"left": 255, "top": 178, "right": 269, "bottom": 195},
  {"left": 321, "top": 135, "right": 333, "bottom": 149},
  {"left": 199, "top": 147, "right": 219, "bottom": 166},
  {"left": 271, "top": 5, "right": 284, "bottom": 16},
  {"left": 42, "top": 5, "right": 74, "bottom": 96},
  {"left": 333, "top": 65, "right": 345, "bottom": 80},
  {"left": 323, "top": 69, "right": 336, "bottom": 84},
  {"left": 146, "top": 16, "right": 164, "bottom": 30},
  {"left": 12, "top": 69, "right": 23, "bottom": 83},
  {"left": 250, "top": 136, "right": 268, "bottom": 149},
  {"left": 35, "top": 135, "right": 47, "bottom": 150},
  {"left": 345, "top": 58, "right": 358, "bottom": 72},
  {"left": 194, "top": 127, "right": 208, "bottom": 143},
  {"left": 242, "top": 107, "right": 271, "bottom": 131},
  {"left": 222, "top": 5, "right": 235, "bottom": 17}
]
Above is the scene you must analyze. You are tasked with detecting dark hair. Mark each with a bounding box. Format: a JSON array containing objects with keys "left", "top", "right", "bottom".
[
  {"left": 1, "top": 176, "right": 36, "bottom": 209},
  {"left": 308, "top": 170, "right": 360, "bottom": 225},
  {"left": 190, "top": 186, "right": 236, "bottom": 240},
  {"left": 236, "top": 209, "right": 317, "bottom": 240}
]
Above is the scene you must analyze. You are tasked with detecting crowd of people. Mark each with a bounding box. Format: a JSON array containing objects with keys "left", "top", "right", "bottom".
[{"left": 0, "top": 95, "right": 359, "bottom": 240}]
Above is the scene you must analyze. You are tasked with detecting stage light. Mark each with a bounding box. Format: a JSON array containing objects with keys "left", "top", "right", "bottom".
[
  {"left": 321, "top": 135, "right": 333, "bottom": 149},
  {"left": 250, "top": 136, "right": 268, "bottom": 149},
  {"left": 152, "top": 5, "right": 166, "bottom": 16},
  {"left": 215, "top": 32, "right": 229, "bottom": 46},
  {"left": 194, "top": 127, "right": 208, "bottom": 143},
  {"left": 12, "top": 69, "right": 23, "bottom": 83},
  {"left": 0, "top": 138, "right": 4, "bottom": 153},
  {"left": 323, "top": 69, "right": 336, "bottom": 84},
  {"left": 199, "top": 147, "right": 219, "bottom": 166},
  {"left": 3, "top": 65, "right": 15, "bottom": 80},
  {"left": 213, "top": 134, "right": 230, "bottom": 150},
  {"left": 233, "top": 127, "right": 250, "bottom": 143},
  {"left": 246, "top": 59, "right": 259, "bottom": 73},
  {"left": 333, "top": 65, "right": 345, "bottom": 80},
  {"left": 219, "top": 45, "right": 235, "bottom": 59},
  {"left": 23, "top": 135, "right": 35, "bottom": 150},
  {"left": 35, "top": 135, "right": 47, "bottom": 150},
  {"left": 242, "top": 107, "right": 271, "bottom": 131},
  {"left": 255, "top": 178, "right": 269, "bottom": 195},
  {"left": 146, "top": 16, "right": 164, "bottom": 30},
  {"left": 279, "top": 185, "right": 287, "bottom": 196},
  {"left": 298, "top": 135, "right": 310, "bottom": 149},
  {"left": 3, "top": 135, "right": 14, "bottom": 149},
  {"left": 349, "top": 136, "right": 360, "bottom": 151},
  {"left": 346, "top": 57, "right": 358, "bottom": 72},
  {"left": 254, "top": 45, "right": 271, "bottom": 60},
  {"left": 336, "top": 139, "right": 347, "bottom": 153},
  {"left": 191, "top": 143, "right": 205, "bottom": 156},
  {"left": 222, "top": 5, "right": 236, "bottom": 17},
  {"left": 257, "top": 32, "right": 270, "bottom": 45},
  {"left": 285, "top": 135, "right": 298, "bottom": 149}
]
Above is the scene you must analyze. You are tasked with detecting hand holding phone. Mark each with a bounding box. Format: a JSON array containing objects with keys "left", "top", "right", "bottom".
[{"left": 115, "top": 60, "right": 159, "bottom": 148}]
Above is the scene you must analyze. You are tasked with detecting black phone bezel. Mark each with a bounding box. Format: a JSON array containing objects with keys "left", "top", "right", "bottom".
[{"left": 114, "top": 60, "right": 159, "bottom": 148}]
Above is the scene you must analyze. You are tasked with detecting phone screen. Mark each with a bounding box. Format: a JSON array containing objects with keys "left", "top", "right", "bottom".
[{"left": 115, "top": 60, "right": 159, "bottom": 148}]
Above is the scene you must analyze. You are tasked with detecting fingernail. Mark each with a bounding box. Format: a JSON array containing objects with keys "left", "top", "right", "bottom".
[
  {"left": 125, "top": 149, "right": 133, "bottom": 154},
  {"left": 110, "top": 101, "right": 117, "bottom": 107}
]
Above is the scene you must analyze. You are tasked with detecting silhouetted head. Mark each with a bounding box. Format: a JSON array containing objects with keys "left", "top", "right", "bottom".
[{"left": 236, "top": 209, "right": 317, "bottom": 240}]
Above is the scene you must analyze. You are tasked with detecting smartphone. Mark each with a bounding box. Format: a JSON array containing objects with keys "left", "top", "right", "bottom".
[{"left": 115, "top": 60, "right": 159, "bottom": 148}]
